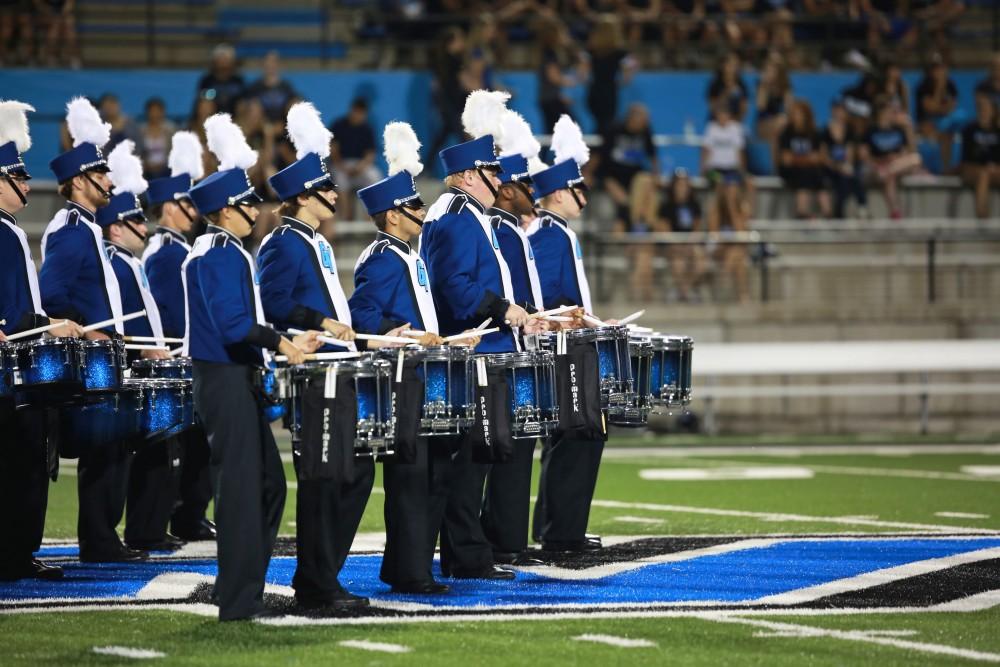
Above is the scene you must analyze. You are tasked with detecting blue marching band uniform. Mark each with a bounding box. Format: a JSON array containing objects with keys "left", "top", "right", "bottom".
[{"left": 0, "top": 92, "right": 610, "bottom": 615}]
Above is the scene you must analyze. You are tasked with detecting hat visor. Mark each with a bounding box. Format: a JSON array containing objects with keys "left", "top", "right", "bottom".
[
  {"left": 232, "top": 190, "right": 264, "bottom": 207},
  {"left": 85, "top": 163, "right": 111, "bottom": 175},
  {"left": 400, "top": 196, "right": 426, "bottom": 210}
]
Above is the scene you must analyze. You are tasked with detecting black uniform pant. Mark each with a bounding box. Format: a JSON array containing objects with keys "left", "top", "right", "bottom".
[
  {"left": 292, "top": 458, "right": 374, "bottom": 603},
  {"left": 532, "top": 435, "right": 604, "bottom": 546},
  {"left": 439, "top": 433, "right": 493, "bottom": 575},
  {"left": 0, "top": 406, "right": 50, "bottom": 568},
  {"left": 171, "top": 425, "right": 212, "bottom": 535},
  {"left": 193, "top": 361, "right": 286, "bottom": 621},
  {"left": 380, "top": 436, "right": 452, "bottom": 587},
  {"left": 77, "top": 437, "right": 132, "bottom": 559},
  {"left": 482, "top": 438, "right": 537, "bottom": 555},
  {"left": 124, "top": 437, "right": 179, "bottom": 545}
]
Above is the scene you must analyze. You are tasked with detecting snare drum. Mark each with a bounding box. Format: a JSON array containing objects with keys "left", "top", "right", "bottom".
[
  {"left": 611, "top": 337, "right": 653, "bottom": 427},
  {"left": 379, "top": 346, "right": 473, "bottom": 436},
  {"left": 486, "top": 351, "right": 558, "bottom": 439},
  {"left": 80, "top": 338, "right": 126, "bottom": 392},
  {"left": 650, "top": 334, "right": 694, "bottom": 408},
  {"left": 127, "top": 378, "right": 189, "bottom": 442},
  {"left": 131, "top": 357, "right": 192, "bottom": 380},
  {"left": 14, "top": 337, "right": 82, "bottom": 390},
  {"left": 0, "top": 343, "right": 16, "bottom": 401},
  {"left": 564, "top": 326, "right": 634, "bottom": 412},
  {"left": 61, "top": 388, "right": 143, "bottom": 448}
]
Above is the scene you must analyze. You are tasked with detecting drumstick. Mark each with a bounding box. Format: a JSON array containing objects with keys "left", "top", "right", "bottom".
[
  {"left": 616, "top": 309, "right": 646, "bottom": 326},
  {"left": 124, "top": 344, "right": 170, "bottom": 351},
  {"left": 475, "top": 318, "right": 492, "bottom": 330},
  {"left": 627, "top": 324, "right": 653, "bottom": 333},
  {"left": 402, "top": 329, "right": 427, "bottom": 338},
  {"left": 125, "top": 335, "right": 184, "bottom": 344},
  {"left": 81, "top": 310, "right": 146, "bottom": 333},
  {"left": 356, "top": 333, "right": 415, "bottom": 345},
  {"left": 527, "top": 305, "right": 578, "bottom": 320},
  {"left": 583, "top": 314, "right": 608, "bottom": 327},
  {"left": 542, "top": 315, "right": 573, "bottom": 322},
  {"left": 5, "top": 319, "right": 70, "bottom": 341},
  {"left": 274, "top": 351, "right": 363, "bottom": 363},
  {"left": 286, "top": 327, "right": 352, "bottom": 348},
  {"left": 443, "top": 327, "right": 498, "bottom": 343},
  {"left": 169, "top": 346, "right": 186, "bottom": 357}
]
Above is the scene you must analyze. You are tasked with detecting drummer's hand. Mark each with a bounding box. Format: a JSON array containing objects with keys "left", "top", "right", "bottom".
[
  {"left": 49, "top": 319, "right": 84, "bottom": 338},
  {"left": 141, "top": 348, "right": 171, "bottom": 360},
  {"left": 604, "top": 318, "right": 620, "bottom": 325},
  {"left": 372, "top": 324, "right": 412, "bottom": 349},
  {"left": 0, "top": 331, "right": 6, "bottom": 342},
  {"left": 504, "top": 303, "right": 529, "bottom": 328},
  {"left": 449, "top": 330, "right": 481, "bottom": 348},
  {"left": 84, "top": 330, "right": 110, "bottom": 341},
  {"left": 565, "top": 308, "right": 587, "bottom": 329},
  {"left": 278, "top": 337, "right": 307, "bottom": 365},
  {"left": 322, "top": 318, "right": 355, "bottom": 341},
  {"left": 523, "top": 317, "right": 548, "bottom": 334},
  {"left": 292, "top": 331, "right": 323, "bottom": 354},
  {"left": 418, "top": 332, "right": 445, "bottom": 347}
]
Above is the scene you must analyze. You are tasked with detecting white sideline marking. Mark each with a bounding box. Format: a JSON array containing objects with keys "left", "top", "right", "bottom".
[
  {"left": 936, "top": 512, "right": 990, "bottom": 519},
  {"left": 755, "top": 547, "right": 1000, "bottom": 605},
  {"left": 338, "top": 640, "right": 412, "bottom": 654},
  {"left": 601, "top": 444, "right": 1000, "bottom": 459},
  {"left": 573, "top": 634, "right": 656, "bottom": 648},
  {"left": 136, "top": 572, "right": 214, "bottom": 600},
  {"left": 614, "top": 515, "right": 664, "bottom": 525},
  {"left": 805, "top": 464, "right": 1000, "bottom": 483},
  {"left": 930, "top": 589, "right": 1000, "bottom": 612},
  {"left": 91, "top": 646, "right": 165, "bottom": 659},
  {"left": 588, "top": 499, "right": 998, "bottom": 534},
  {"left": 701, "top": 615, "right": 1000, "bottom": 663},
  {"left": 962, "top": 466, "right": 1000, "bottom": 477},
  {"left": 640, "top": 466, "right": 814, "bottom": 481}
]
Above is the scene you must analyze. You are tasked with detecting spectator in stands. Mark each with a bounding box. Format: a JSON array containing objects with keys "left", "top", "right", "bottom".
[
  {"left": 841, "top": 72, "right": 880, "bottom": 140},
  {"left": 138, "top": 97, "right": 176, "bottom": 180},
  {"left": 959, "top": 95, "right": 1000, "bottom": 220},
  {"left": 197, "top": 44, "right": 247, "bottom": 116},
  {"left": 598, "top": 102, "right": 659, "bottom": 234},
  {"left": 707, "top": 52, "right": 749, "bottom": 123},
  {"left": 0, "top": 0, "right": 33, "bottom": 65},
  {"left": 467, "top": 13, "right": 504, "bottom": 88},
  {"left": 615, "top": 172, "right": 660, "bottom": 302},
  {"left": 427, "top": 26, "right": 469, "bottom": 164},
  {"left": 974, "top": 53, "right": 1000, "bottom": 112},
  {"left": 536, "top": 15, "right": 585, "bottom": 131},
  {"left": 187, "top": 93, "right": 218, "bottom": 175},
  {"left": 914, "top": 0, "right": 966, "bottom": 62},
  {"left": 329, "top": 97, "right": 382, "bottom": 221},
  {"left": 702, "top": 101, "right": 750, "bottom": 302},
  {"left": 586, "top": 15, "right": 637, "bottom": 138},
  {"left": 37, "top": 0, "right": 79, "bottom": 68},
  {"left": 915, "top": 58, "right": 962, "bottom": 174},
  {"left": 662, "top": 0, "right": 723, "bottom": 67},
  {"left": 98, "top": 93, "right": 138, "bottom": 152},
  {"left": 246, "top": 51, "right": 299, "bottom": 124},
  {"left": 821, "top": 99, "right": 868, "bottom": 219},
  {"left": 754, "top": 55, "right": 792, "bottom": 169},
  {"left": 750, "top": 0, "right": 795, "bottom": 64},
  {"left": 861, "top": 99, "right": 922, "bottom": 219},
  {"left": 659, "top": 168, "right": 709, "bottom": 302},
  {"left": 235, "top": 96, "right": 277, "bottom": 244},
  {"left": 779, "top": 99, "right": 831, "bottom": 219},
  {"left": 864, "top": 0, "right": 918, "bottom": 55}
]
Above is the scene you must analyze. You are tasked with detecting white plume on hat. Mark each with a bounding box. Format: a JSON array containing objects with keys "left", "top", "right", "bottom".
[
  {"left": 551, "top": 114, "right": 590, "bottom": 167},
  {"left": 383, "top": 121, "right": 423, "bottom": 177},
  {"left": 66, "top": 97, "right": 111, "bottom": 148},
  {"left": 204, "top": 113, "right": 257, "bottom": 171},
  {"left": 498, "top": 110, "right": 545, "bottom": 174},
  {"left": 461, "top": 89, "right": 510, "bottom": 141},
  {"left": 286, "top": 101, "right": 332, "bottom": 160},
  {"left": 107, "top": 140, "right": 147, "bottom": 196},
  {"left": 0, "top": 100, "right": 35, "bottom": 153},
  {"left": 167, "top": 131, "right": 204, "bottom": 180}
]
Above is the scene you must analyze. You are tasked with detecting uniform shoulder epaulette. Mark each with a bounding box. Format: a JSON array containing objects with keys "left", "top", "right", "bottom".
[
  {"left": 447, "top": 194, "right": 468, "bottom": 215},
  {"left": 373, "top": 239, "right": 391, "bottom": 254},
  {"left": 161, "top": 232, "right": 174, "bottom": 245},
  {"left": 276, "top": 224, "right": 291, "bottom": 236},
  {"left": 212, "top": 233, "right": 229, "bottom": 248},
  {"left": 66, "top": 209, "right": 80, "bottom": 227}
]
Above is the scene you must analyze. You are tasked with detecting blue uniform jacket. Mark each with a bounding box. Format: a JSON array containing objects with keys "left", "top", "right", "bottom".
[
  {"left": 0, "top": 209, "right": 47, "bottom": 336},
  {"left": 528, "top": 210, "right": 584, "bottom": 310},
  {"left": 420, "top": 193, "right": 514, "bottom": 353},
  {"left": 489, "top": 207, "right": 537, "bottom": 312},
  {"left": 40, "top": 203, "right": 119, "bottom": 330},
  {"left": 143, "top": 228, "right": 189, "bottom": 339},
  {"left": 350, "top": 232, "right": 430, "bottom": 334},
  {"left": 107, "top": 244, "right": 155, "bottom": 338}
]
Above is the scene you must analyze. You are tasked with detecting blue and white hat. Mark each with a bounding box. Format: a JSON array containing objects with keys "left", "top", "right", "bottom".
[
  {"left": 268, "top": 102, "right": 335, "bottom": 202},
  {"left": 358, "top": 121, "right": 424, "bottom": 216},
  {"left": 146, "top": 131, "right": 204, "bottom": 206},
  {"left": 438, "top": 135, "right": 502, "bottom": 176},
  {"left": 96, "top": 140, "right": 148, "bottom": 227},
  {"left": 530, "top": 115, "right": 590, "bottom": 199},
  {"left": 188, "top": 113, "right": 261, "bottom": 215},
  {"left": 49, "top": 97, "right": 111, "bottom": 184},
  {"left": 0, "top": 100, "right": 34, "bottom": 180}
]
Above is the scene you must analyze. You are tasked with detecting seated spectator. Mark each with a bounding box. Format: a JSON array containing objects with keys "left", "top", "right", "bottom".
[
  {"left": 821, "top": 99, "right": 868, "bottom": 219},
  {"left": 138, "top": 97, "right": 176, "bottom": 180},
  {"left": 864, "top": 0, "right": 918, "bottom": 55},
  {"left": 586, "top": 15, "right": 637, "bottom": 138},
  {"left": 662, "top": 0, "right": 724, "bottom": 67},
  {"left": 778, "top": 99, "right": 831, "bottom": 218},
  {"left": 860, "top": 99, "right": 922, "bottom": 219},
  {"left": 707, "top": 52, "right": 749, "bottom": 123},
  {"left": 246, "top": 51, "right": 299, "bottom": 123},
  {"left": 236, "top": 96, "right": 279, "bottom": 245},
  {"left": 612, "top": 171, "right": 661, "bottom": 302},
  {"left": 0, "top": 0, "right": 33, "bottom": 65},
  {"left": 197, "top": 44, "right": 247, "bottom": 116},
  {"left": 536, "top": 16, "right": 585, "bottom": 131},
  {"left": 329, "top": 97, "right": 382, "bottom": 221},
  {"left": 702, "top": 102, "right": 750, "bottom": 302},
  {"left": 959, "top": 95, "right": 1000, "bottom": 220},
  {"left": 597, "top": 102, "right": 659, "bottom": 233},
  {"left": 38, "top": 0, "right": 79, "bottom": 68},
  {"left": 754, "top": 55, "right": 792, "bottom": 168},
  {"left": 659, "top": 168, "right": 709, "bottom": 302},
  {"left": 974, "top": 53, "right": 1000, "bottom": 112},
  {"left": 915, "top": 58, "right": 962, "bottom": 173},
  {"left": 98, "top": 93, "right": 138, "bottom": 152},
  {"left": 841, "top": 72, "right": 880, "bottom": 139},
  {"left": 879, "top": 60, "right": 910, "bottom": 116},
  {"left": 914, "top": 0, "right": 965, "bottom": 61}
]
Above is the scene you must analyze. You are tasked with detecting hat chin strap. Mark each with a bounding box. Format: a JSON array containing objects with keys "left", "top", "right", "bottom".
[
  {"left": 310, "top": 190, "right": 337, "bottom": 217},
  {"left": 175, "top": 199, "right": 196, "bottom": 225},
  {"left": 4, "top": 175, "right": 26, "bottom": 207},
  {"left": 84, "top": 172, "right": 112, "bottom": 201},
  {"left": 569, "top": 187, "right": 586, "bottom": 212},
  {"left": 397, "top": 206, "right": 424, "bottom": 228},
  {"left": 476, "top": 167, "right": 498, "bottom": 200},
  {"left": 121, "top": 219, "right": 147, "bottom": 243},
  {"left": 234, "top": 204, "right": 256, "bottom": 230}
]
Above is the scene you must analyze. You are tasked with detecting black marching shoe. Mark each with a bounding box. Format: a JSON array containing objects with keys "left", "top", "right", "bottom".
[
  {"left": 0, "top": 559, "right": 64, "bottom": 581},
  {"left": 126, "top": 534, "right": 186, "bottom": 552},
  {"left": 447, "top": 565, "right": 516, "bottom": 580},
  {"left": 329, "top": 589, "right": 370, "bottom": 610},
  {"left": 172, "top": 519, "right": 216, "bottom": 542},
  {"left": 390, "top": 581, "right": 451, "bottom": 595},
  {"left": 541, "top": 539, "right": 601, "bottom": 553},
  {"left": 493, "top": 551, "right": 546, "bottom": 567},
  {"left": 80, "top": 547, "right": 149, "bottom": 563},
  {"left": 586, "top": 534, "right": 603, "bottom": 548}
]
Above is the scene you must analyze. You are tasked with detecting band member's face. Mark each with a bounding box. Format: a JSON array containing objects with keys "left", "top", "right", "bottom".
[
  {"left": 119, "top": 219, "right": 148, "bottom": 254},
  {"left": 396, "top": 205, "right": 425, "bottom": 238},
  {"left": 314, "top": 188, "right": 338, "bottom": 215},
  {"left": 171, "top": 199, "right": 196, "bottom": 233},
  {"left": 0, "top": 176, "right": 29, "bottom": 212},
  {"left": 89, "top": 172, "right": 112, "bottom": 206},
  {"left": 228, "top": 203, "right": 258, "bottom": 238}
]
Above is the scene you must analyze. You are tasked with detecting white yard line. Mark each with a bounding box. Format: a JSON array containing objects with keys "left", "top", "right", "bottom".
[
  {"left": 962, "top": 466, "right": 1000, "bottom": 477},
  {"left": 699, "top": 614, "right": 1000, "bottom": 663},
  {"left": 338, "top": 640, "right": 412, "bottom": 654},
  {"left": 930, "top": 589, "right": 1000, "bottom": 612},
  {"left": 573, "top": 634, "right": 656, "bottom": 648},
  {"left": 613, "top": 515, "right": 665, "bottom": 525},
  {"left": 91, "top": 646, "right": 165, "bottom": 659},
  {"left": 639, "top": 466, "right": 814, "bottom": 481},
  {"left": 601, "top": 444, "right": 1000, "bottom": 459},
  {"left": 936, "top": 512, "right": 990, "bottom": 520}
]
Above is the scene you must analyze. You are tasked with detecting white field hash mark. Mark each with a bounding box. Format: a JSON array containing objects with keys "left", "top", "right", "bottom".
[
  {"left": 338, "top": 640, "right": 412, "bottom": 653},
  {"left": 573, "top": 634, "right": 657, "bottom": 648},
  {"left": 92, "top": 646, "right": 166, "bottom": 659},
  {"left": 936, "top": 512, "right": 990, "bottom": 520}
]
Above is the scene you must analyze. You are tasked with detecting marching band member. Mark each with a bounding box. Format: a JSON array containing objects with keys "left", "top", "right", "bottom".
[
  {"left": 260, "top": 102, "right": 369, "bottom": 612},
  {"left": 184, "top": 113, "right": 321, "bottom": 621},
  {"left": 95, "top": 141, "right": 178, "bottom": 553},
  {"left": 41, "top": 98, "right": 143, "bottom": 563},
  {"left": 351, "top": 122, "right": 450, "bottom": 594},
  {"left": 144, "top": 132, "right": 215, "bottom": 542},
  {"left": 0, "top": 101, "right": 83, "bottom": 582},
  {"left": 420, "top": 89, "right": 527, "bottom": 581},
  {"left": 528, "top": 115, "right": 604, "bottom": 553},
  {"left": 480, "top": 110, "right": 547, "bottom": 566}
]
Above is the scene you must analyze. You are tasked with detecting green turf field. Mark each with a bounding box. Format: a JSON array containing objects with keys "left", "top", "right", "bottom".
[{"left": 5, "top": 432, "right": 1000, "bottom": 665}]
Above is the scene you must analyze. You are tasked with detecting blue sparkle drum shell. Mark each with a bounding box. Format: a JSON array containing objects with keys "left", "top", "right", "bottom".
[
  {"left": 14, "top": 337, "right": 82, "bottom": 390},
  {"left": 611, "top": 337, "right": 653, "bottom": 427},
  {"left": 128, "top": 379, "right": 187, "bottom": 442},
  {"left": 566, "top": 326, "right": 634, "bottom": 413},
  {"left": 379, "top": 346, "right": 473, "bottom": 436},
  {"left": 80, "top": 339, "right": 126, "bottom": 392},
  {"left": 486, "top": 351, "right": 558, "bottom": 439},
  {"left": 658, "top": 335, "right": 694, "bottom": 408},
  {"left": 62, "top": 388, "right": 142, "bottom": 448},
  {"left": 130, "top": 357, "right": 193, "bottom": 380}
]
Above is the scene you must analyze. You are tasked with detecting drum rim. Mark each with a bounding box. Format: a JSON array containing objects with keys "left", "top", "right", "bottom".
[
  {"left": 16, "top": 336, "right": 80, "bottom": 348},
  {"left": 124, "top": 378, "right": 190, "bottom": 389},
  {"left": 79, "top": 338, "right": 125, "bottom": 349}
]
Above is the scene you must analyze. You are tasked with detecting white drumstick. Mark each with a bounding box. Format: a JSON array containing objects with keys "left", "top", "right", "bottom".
[
  {"left": 286, "top": 327, "right": 352, "bottom": 348},
  {"left": 528, "top": 304, "right": 578, "bottom": 320},
  {"left": 80, "top": 310, "right": 146, "bottom": 333},
  {"left": 356, "top": 333, "right": 416, "bottom": 345},
  {"left": 169, "top": 346, "right": 186, "bottom": 357},
  {"left": 5, "top": 319, "right": 70, "bottom": 341},
  {"left": 125, "top": 335, "right": 184, "bottom": 344},
  {"left": 583, "top": 314, "right": 608, "bottom": 328},
  {"left": 275, "top": 351, "right": 362, "bottom": 363},
  {"left": 542, "top": 315, "right": 573, "bottom": 322},
  {"left": 616, "top": 309, "right": 646, "bottom": 326},
  {"left": 443, "top": 327, "right": 498, "bottom": 343},
  {"left": 402, "top": 329, "right": 427, "bottom": 338},
  {"left": 627, "top": 324, "right": 653, "bottom": 333},
  {"left": 124, "top": 344, "right": 170, "bottom": 351},
  {"left": 475, "top": 318, "right": 492, "bottom": 330}
]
